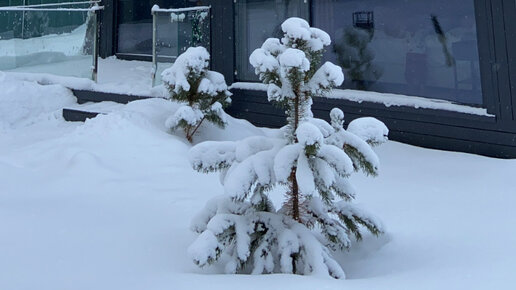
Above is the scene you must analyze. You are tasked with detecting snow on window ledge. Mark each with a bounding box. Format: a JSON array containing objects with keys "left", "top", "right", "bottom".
[
  {"left": 229, "top": 82, "right": 269, "bottom": 92},
  {"left": 229, "top": 82, "right": 494, "bottom": 117}
]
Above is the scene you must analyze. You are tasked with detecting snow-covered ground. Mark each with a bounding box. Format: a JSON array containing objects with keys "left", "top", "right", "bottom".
[{"left": 1, "top": 76, "right": 516, "bottom": 290}]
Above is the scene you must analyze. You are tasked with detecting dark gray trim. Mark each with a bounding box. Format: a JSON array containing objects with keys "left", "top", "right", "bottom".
[
  {"left": 115, "top": 53, "right": 152, "bottom": 62},
  {"left": 72, "top": 89, "right": 154, "bottom": 104},
  {"left": 475, "top": 0, "right": 498, "bottom": 115},
  {"left": 99, "top": 0, "right": 115, "bottom": 58},
  {"left": 503, "top": 0, "right": 516, "bottom": 120},
  {"left": 202, "top": 0, "right": 235, "bottom": 84},
  {"left": 62, "top": 109, "right": 101, "bottom": 122},
  {"left": 490, "top": 0, "right": 513, "bottom": 120},
  {"left": 228, "top": 89, "right": 516, "bottom": 158}
]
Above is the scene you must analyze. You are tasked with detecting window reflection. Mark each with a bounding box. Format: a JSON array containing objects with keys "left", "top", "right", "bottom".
[
  {"left": 235, "top": 0, "right": 308, "bottom": 81},
  {"left": 117, "top": 0, "right": 193, "bottom": 55},
  {"left": 313, "top": 0, "right": 483, "bottom": 105}
]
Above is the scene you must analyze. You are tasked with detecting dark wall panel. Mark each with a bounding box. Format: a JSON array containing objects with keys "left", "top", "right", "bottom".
[
  {"left": 100, "top": 0, "right": 115, "bottom": 58},
  {"left": 490, "top": 0, "right": 514, "bottom": 120},
  {"left": 203, "top": 0, "right": 235, "bottom": 84},
  {"left": 228, "top": 89, "right": 516, "bottom": 158},
  {"left": 503, "top": 0, "right": 516, "bottom": 120}
]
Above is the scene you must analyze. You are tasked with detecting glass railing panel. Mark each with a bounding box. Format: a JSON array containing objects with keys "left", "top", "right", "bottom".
[
  {"left": 152, "top": 5, "right": 211, "bottom": 86},
  {"left": 153, "top": 9, "right": 179, "bottom": 86},
  {"left": 0, "top": 1, "right": 102, "bottom": 81}
]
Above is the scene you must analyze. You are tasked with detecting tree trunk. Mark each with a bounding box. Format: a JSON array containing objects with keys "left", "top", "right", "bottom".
[
  {"left": 290, "top": 168, "right": 300, "bottom": 222},
  {"left": 289, "top": 91, "right": 301, "bottom": 223}
]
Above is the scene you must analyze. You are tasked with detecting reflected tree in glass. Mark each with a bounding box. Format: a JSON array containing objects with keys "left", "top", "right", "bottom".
[{"left": 333, "top": 12, "right": 382, "bottom": 90}]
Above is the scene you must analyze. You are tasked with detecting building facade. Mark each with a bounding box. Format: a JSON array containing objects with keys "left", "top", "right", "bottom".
[{"left": 7, "top": 0, "right": 516, "bottom": 157}]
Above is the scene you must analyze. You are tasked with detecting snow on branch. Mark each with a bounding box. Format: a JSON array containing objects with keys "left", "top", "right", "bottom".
[
  {"left": 348, "top": 117, "right": 389, "bottom": 146},
  {"left": 189, "top": 141, "right": 236, "bottom": 172}
]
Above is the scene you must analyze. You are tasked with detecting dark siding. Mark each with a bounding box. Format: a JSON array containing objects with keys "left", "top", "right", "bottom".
[
  {"left": 203, "top": 0, "right": 235, "bottom": 84},
  {"left": 99, "top": 0, "right": 116, "bottom": 58},
  {"left": 490, "top": 0, "right": 514, "bottom": 120},
  {"left": 475, "top": 0, "right": 499, "bottom": 115},
  {"left": 503, "top": 0, "right": 516, "bottom": 120},
  {"left": 228, "top": 89, "right": 516, "bottom": 158},
  {"left": 62, "top": 109, "right": 100, "bottom": 122},
  {"left": 72, "top": 89, "right": 153, "bottom": 104}
]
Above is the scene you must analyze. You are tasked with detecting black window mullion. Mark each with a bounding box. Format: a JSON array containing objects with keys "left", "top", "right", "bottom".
[
  {"left": 475, "top": 0, "right": 499, "bottom": 116},
  {"left": 502, "top": 0, "right": 516, "bottom": 120},
  {"left": 489, "top": 0, "right": 513, "bottom": 120}
]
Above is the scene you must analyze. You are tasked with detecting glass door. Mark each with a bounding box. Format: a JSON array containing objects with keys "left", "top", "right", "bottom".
[
  {"left": 116, "top": 0, "right": 188, "bottom": 57},
  {"left": 234, "top": 0, "right": 309, "bottom": 81}
]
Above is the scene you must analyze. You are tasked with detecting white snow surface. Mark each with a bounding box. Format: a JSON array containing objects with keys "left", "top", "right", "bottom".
[
  {"left": 198, "top": 71, "right": 229, "bottom": 95},
  {"left": 280, "top": 17, "right": 331, "bottom": 52},
  {"left": 296, "top": 122, "right": 323, "bottom": 146},
  {"left": 1, "top": 77, "right": 516, "bottom": 289},
  {"left": 278, "top": 48, "right": 310, "bottom": 72},
  {"left": 165, "top": 105, "right": 204, "bottom": 128},
  {"left": 261, "top": 38, "right": 285, "bottom": 56},
  {"left": 249, "top": 48, "right": 278, "bottom": 73},
  {"left": 347, "top": 117, "right": 389, "bottom": 145},
  {"left": 281, "top": 17, "right": 313, "bottom": 42},
  {"left": 308, "top": 62, "right": 345, "bottom": 95},
  {"left": 228, "top": 82, "right": 269, "bottom": 92},
  {"left": 330, "top": 88, "right": 492, "bottom": 116},
  {"left": 230, "top": 82, "right": 492, "bottom": 116},
  {"left": 161, "top": 47, "right": 210, "bottom": 94},
  {"left": 0, "top": 72, "right": 77, "bottom": 130}
]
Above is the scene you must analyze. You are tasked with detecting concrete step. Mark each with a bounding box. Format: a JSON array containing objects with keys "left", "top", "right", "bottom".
[
  {"left": 62, "top": 108, "right": 101, "bottom": 122},
  {"left": 72, "top": 89, "right": 152, "bottom": 104},
  {"left": 63, "top": 90, "right": 155, "bottom": 122}
]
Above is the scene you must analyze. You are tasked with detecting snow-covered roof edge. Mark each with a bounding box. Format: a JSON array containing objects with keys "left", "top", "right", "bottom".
[{"left": 229, "top": 82, "right": 493, "bottom": 117}]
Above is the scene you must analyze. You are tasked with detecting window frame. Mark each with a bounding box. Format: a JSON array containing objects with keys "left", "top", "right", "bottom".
[{"left": 231, "top": 0, "right": 503, "bottom": 114}]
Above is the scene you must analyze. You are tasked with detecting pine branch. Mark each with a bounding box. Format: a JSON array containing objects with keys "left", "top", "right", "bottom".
[{"left": 343, "top": 144, "right": 378, "bottom": 176}]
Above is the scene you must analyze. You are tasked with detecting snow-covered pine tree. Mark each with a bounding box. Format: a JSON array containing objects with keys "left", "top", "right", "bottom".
[
  {"left": 162, "top": 47, "right": 232, "bottom": 142},
  {"left": 187, "top": 18, "right": 388, "bottom": 279}
]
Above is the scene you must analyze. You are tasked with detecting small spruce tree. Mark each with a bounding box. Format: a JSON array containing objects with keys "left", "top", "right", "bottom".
[
  {"left": 187, "top": 18, "right": 388, "bottom": 279},
  {"left": 162, "top": 47, "right": 232, "bottom": 142}
]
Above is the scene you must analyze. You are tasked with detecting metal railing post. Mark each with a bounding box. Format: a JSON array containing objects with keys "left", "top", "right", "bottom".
[
  {"left": 21, "top": 0, "right": 25, "bottom": 38},
  {"left": 151, "top": 9, "right": 157, "bottom": 86},
  {"left": 92, "top": 8, "right": 99, "bottom": 82}
]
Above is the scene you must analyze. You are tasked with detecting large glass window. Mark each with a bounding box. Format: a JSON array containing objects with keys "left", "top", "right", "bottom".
[
  {"left": 0, "top": 1, "right": 100, "bottom": 80},
  {"left": 312, "top": 0, "right": 483, "bottom": 105},
  {"left": 235, "top": 0, "right": 308, "bottom": 81},
  {"left": 0, "top": 0, "right": 87, "bottom": 36},
  {"left": 116, "top": 0, "right": 190, "bottom": 56}
]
